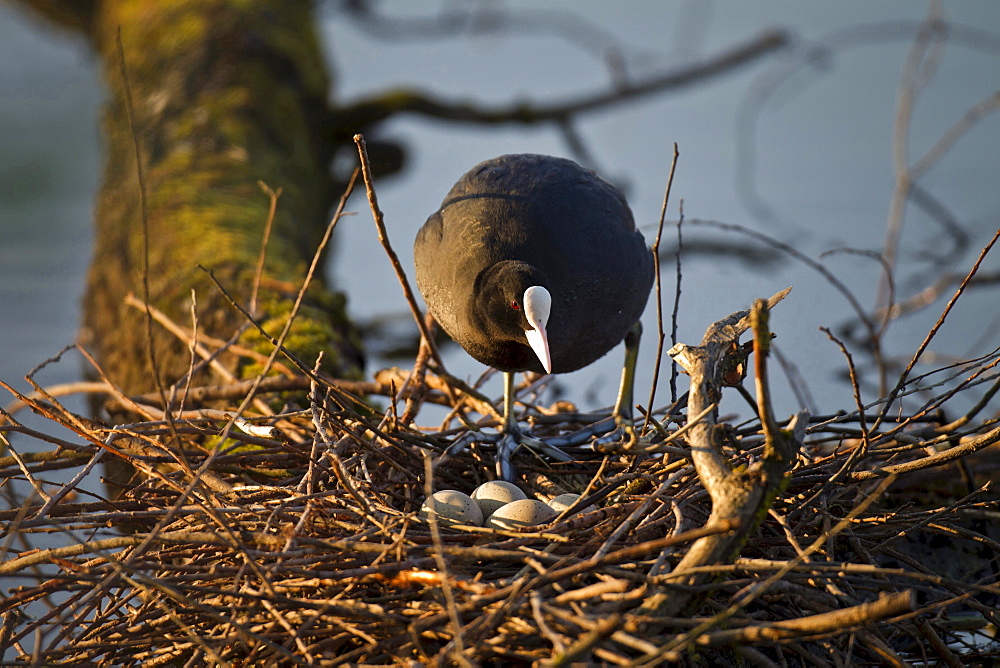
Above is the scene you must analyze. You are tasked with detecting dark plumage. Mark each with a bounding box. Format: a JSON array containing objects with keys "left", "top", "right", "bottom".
[{"left": 414, "top": 153, "right": 654, "bottom": 378}]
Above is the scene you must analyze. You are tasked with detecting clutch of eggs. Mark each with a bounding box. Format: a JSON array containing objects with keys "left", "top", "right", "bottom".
[{"left": 420, "top": 483, "right": 592, "bottom": 529}]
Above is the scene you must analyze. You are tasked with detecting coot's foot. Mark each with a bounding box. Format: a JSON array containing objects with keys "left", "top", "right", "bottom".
[
  {"left": 436, "top": 420, "right": 574, "bottom": 483},
  {"left": 497, "top": 333, "right": 651, "bottom": 478},
  {"left": 436, "top": 398, "right": 637, "bottom": 482},
  {"left": 494, "top": 371, "right": 575, "bottom": 481},
  {"left": 438, "top": 320, "right": 646, "bottom": 481},
  {"left": 593, "top": 421, "right": 640, "bottom": 450},
  {"left": 495, "top": 424, "right": 577, "bottom": 482}
]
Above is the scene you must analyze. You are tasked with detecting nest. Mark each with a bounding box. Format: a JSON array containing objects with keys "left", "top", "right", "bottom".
[{"left": 2, "top": 291, "right": 1000, "bottom": 667}]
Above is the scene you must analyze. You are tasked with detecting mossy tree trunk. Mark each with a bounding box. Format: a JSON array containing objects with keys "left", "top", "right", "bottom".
[{"left": 18, "top": 0, "right": 363, "bottom": 398}]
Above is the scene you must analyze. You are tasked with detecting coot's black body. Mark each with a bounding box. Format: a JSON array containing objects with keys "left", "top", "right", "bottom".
[{"left": 414, "top": 154, "right": 654, "bottom": 376}]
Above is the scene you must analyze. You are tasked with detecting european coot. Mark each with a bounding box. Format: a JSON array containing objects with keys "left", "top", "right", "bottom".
[{"left": 414, "top": 154, "right": 654, "bottom": 478}]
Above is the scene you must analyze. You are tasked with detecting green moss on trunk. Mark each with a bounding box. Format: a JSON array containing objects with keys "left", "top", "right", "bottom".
[{"left": 79, "top": 0, "right": 361, "bottom": 396}]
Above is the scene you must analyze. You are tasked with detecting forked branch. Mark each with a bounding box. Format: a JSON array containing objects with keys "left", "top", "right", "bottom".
[{"left": 642, "top": 287, "right": 803, "bottom": 618}]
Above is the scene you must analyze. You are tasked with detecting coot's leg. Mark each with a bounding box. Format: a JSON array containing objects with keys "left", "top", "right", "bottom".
[
  {"left": 510, "top": 321, "right": 645, "bottom": 455},
  {"left": 613, "top": 322, "right": 642, "bottom": 427},
  {"left": 496, "top": 371, "right": 520, "bottom": 481},
  {"left": 495, "top": 371, "right": 576, "bottom": 481}
]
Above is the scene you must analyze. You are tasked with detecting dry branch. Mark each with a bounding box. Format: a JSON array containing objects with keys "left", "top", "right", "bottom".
[
  {"left": 698, "top": 591, "right": 914, "bottom": 647},
  {"left": 639, "top": 289, "right": 802, "bottom": 619}
]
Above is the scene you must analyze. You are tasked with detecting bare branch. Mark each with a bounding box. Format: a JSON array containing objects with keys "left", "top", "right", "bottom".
[
  {"left": 697, "top": 591, "right": 914, "bottom": 647},
  {"left": 331, "top": 31, "right": 789, "bottom": 128},
  {"left": 640, "top": 289, "right": 797, "bottom": 619}
]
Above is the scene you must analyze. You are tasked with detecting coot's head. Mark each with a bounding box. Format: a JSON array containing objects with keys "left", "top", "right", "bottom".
[{"left": 474, "top": 261, "right": 553, "bottom": 374}]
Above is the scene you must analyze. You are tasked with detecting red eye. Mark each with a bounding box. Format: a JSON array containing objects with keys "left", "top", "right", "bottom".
[{"left": 510, "top": 300, "right": 520, "bottom": 310}]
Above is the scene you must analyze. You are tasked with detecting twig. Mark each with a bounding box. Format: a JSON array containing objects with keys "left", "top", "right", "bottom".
[
  {"left": 688, "top": 219, "right": 880, "bottom": 366},
  {"left": 643, "top": 143, "right": 679, "bottom": 432},
  {"left": 124, "top": 293, "right": 239, "bottom": 384},
  {"left": 115, "top": 28, "right": 174, "bottom": 437},
  {"left": 696, "top": 591, "right": 914, "bottom": 647},
  {"left": 820, "top": 247, "right": 894, "bottom": 394},
  {"left": 0, "top": 437, "right": 49, "bottom": 502},
  {"left": 670, "top": 201, "right": 685, "bottom": 405},
  {"left": 353, "top": 134, "right": 443, "bottom": 372},
  {"left": 420, "top": 453, "right": 469, "bottom": 666},
  {"left": 646, "top": 475, "right": 899, "bottom": 662},
  {"left": 853, "top": 424, "right": 1000, "bottom": 480},
  {"left": 804, "top": 327, "right": 869, "bottom": 495},
  {"left": 251, "top": 182, "right": 282, "bottom": 314},
  {"left": 31, "top": 448, "right": 106, "bottom": 520},
  {"left": 911, "top": 89, "right": 1000, "bottom": 179},
  {"left": 638, "top": 290, "right": 796, "bottom": 621},
  {"left": 881, "top": 1, "right": 946, "bottom": 307},
  {"left": 542, "top": 613, "right": 622, "bottom": 667},
  {"left": 2, "top": 381, "right": 113, "bottom": 418},
  {"left": 876, "top": 227, "right": 1000, "bottom": 427}
]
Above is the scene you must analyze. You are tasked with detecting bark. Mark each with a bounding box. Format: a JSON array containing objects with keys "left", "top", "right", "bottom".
[{"left": 16, "top": 0, "right": 364, "bottom": 399}]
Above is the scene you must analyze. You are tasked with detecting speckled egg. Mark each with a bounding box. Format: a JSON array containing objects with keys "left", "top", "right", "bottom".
[
  {"left": 486, "top": 499, "right": 558, "bottom": 530},
  {"left": 419, "top": 490, "right": 484, "bottom": 527},
  {"left": 547, "top": 493, "right": 596, "bottom": 515},
  {"left": 471, "top": 480, "right": 528, "bottom": 518}
]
